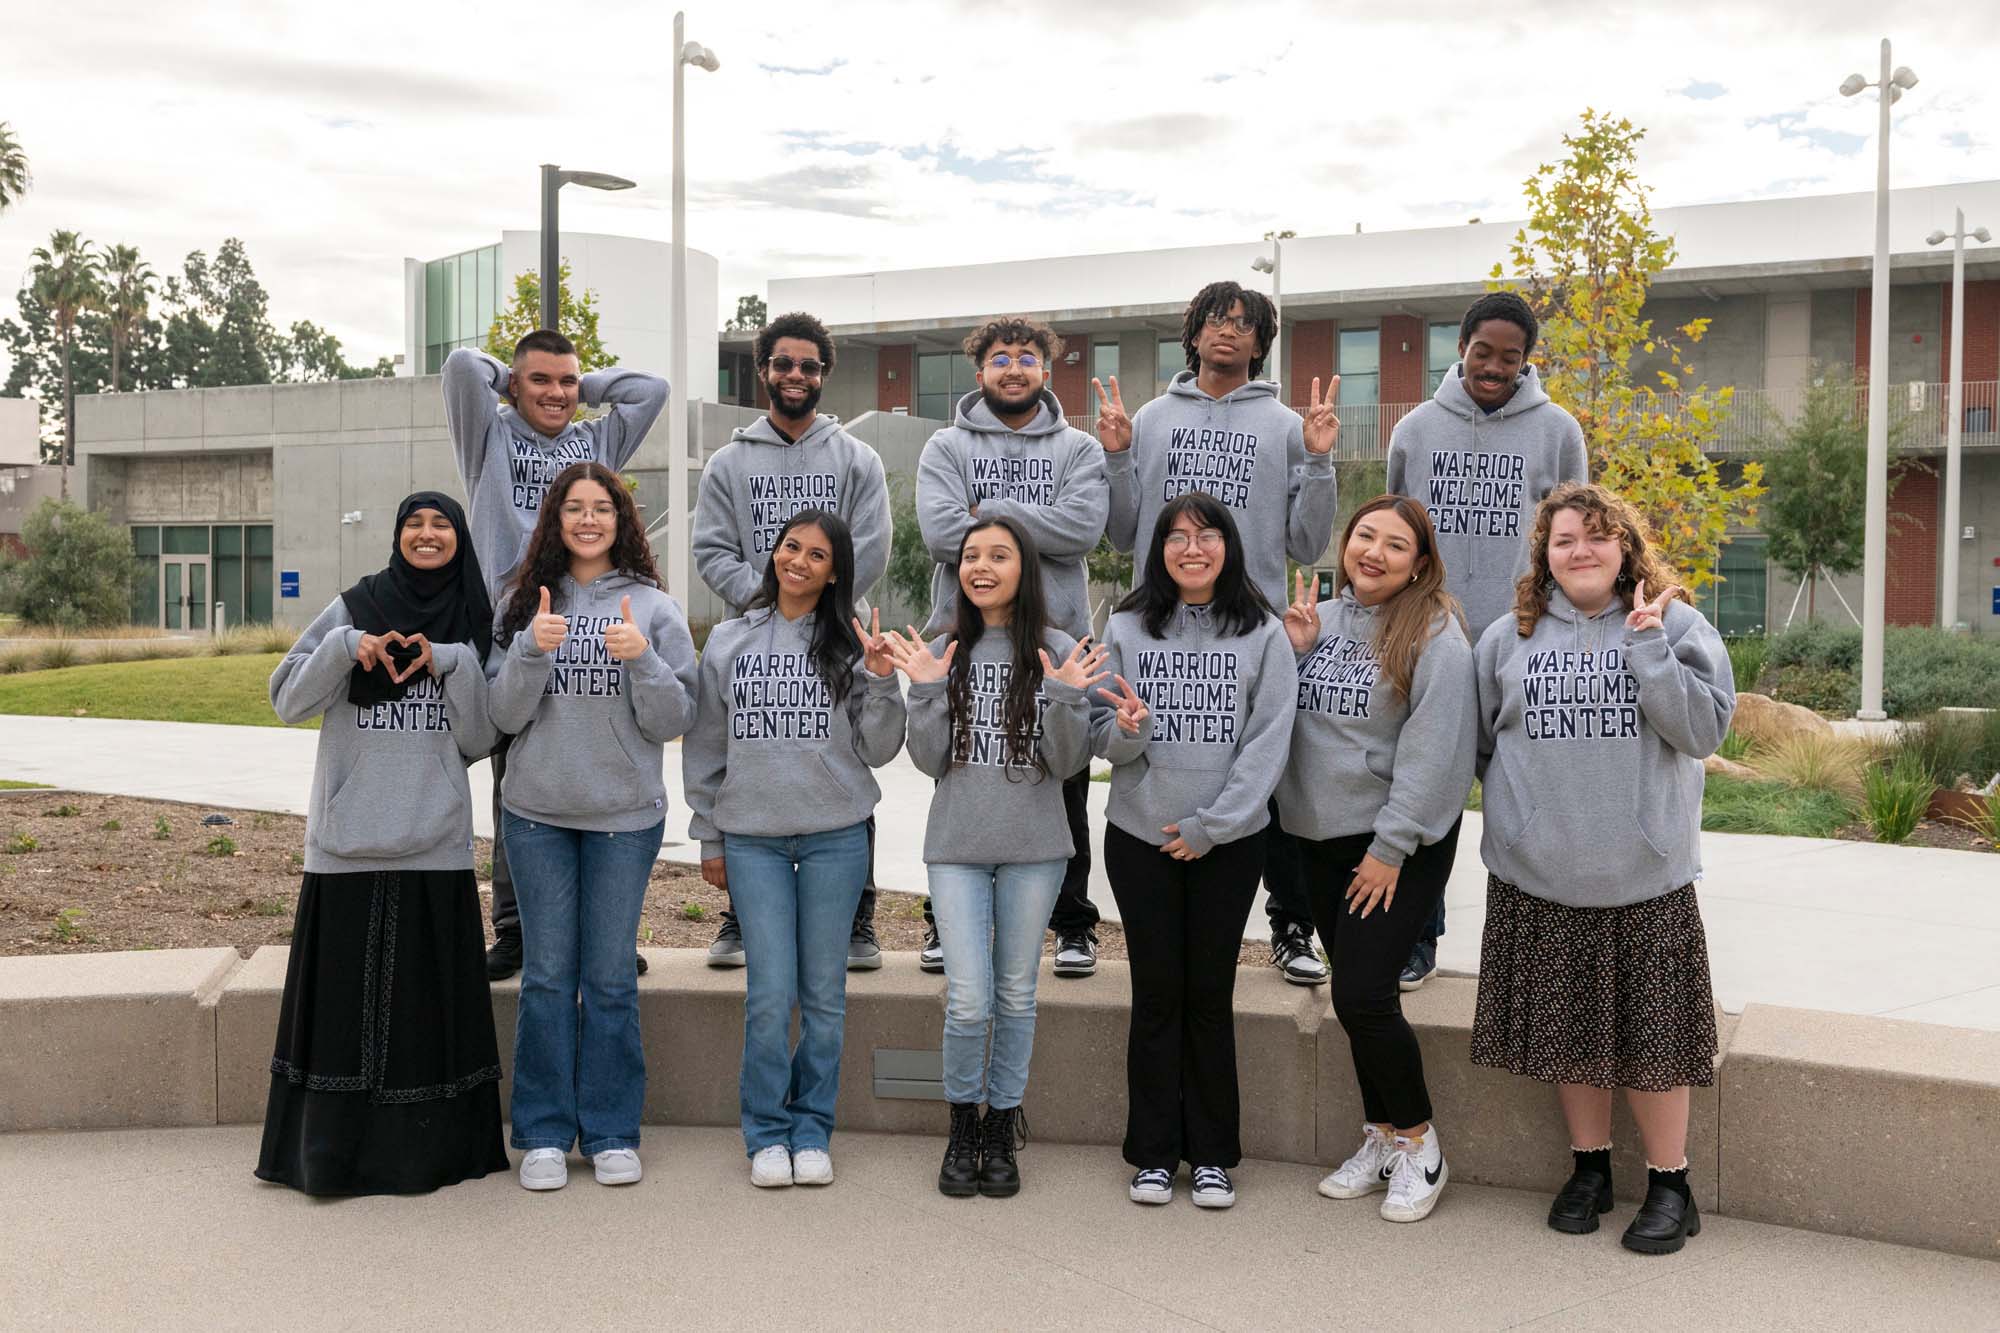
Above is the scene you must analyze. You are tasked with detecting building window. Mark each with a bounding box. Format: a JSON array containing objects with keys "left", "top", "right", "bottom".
[
  {"left": 1428, "top": 322, "right": 1459, "bottom": 393},
  {"left": 131, "top": 525, "right": 158, "bottom": 625},
  {"left": 246, "top": 525, "right": 274, "bottom": 623},
  {"left": 1092, "top": 342, "right": 1120, "bottom": 389},
  {"left": 1701, "top": 536, "right": 1767, "bottom": 638},
  {"left": 127, "top": 524, "right": 273, "bottom": 626},
  {"left": 917, "top": 351, "right": 975, "bottom": 421},
  {"left": 1338, "top": 328, "right": 1379, "bottom": 406},
  {"left": 213, "top": 524, "right": 244, "bottom": 630},
  {"left": 1158, "top": 338, "right": 1185, "bottom": 390},
  {"left": 423, "top": 244, "right": 503, "bottom": 376}
]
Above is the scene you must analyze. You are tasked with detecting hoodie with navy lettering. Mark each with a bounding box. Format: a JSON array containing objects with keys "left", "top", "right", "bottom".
[
  {"left": 682, "top": 606, "right": 906, "bottom": 858},
  {"left": 1092, "top": 604, "right": 1295, "bottom": 856},
  {"left": 693, "top": 414, "right": 892, "bottom": 615},
  {"left": 270, "top": 598, "right": 498, "bottom": 872},
  {"left": 905, "top": 627, "right": 1091, "bottom": 865},
  {"left": 1275, "top": 590, "right": 1477, "bottom": 865},
  {"left": 1386, "top": 364, "right": 1588, "bottom": 640},
  {"left": 488, "top": 572, "right": 699, "bottom": 832},
  {"left": 442, "top": 347, "right": 670, "bottom": 600},
  {"left": 916, "top": 389, "right": 1107, "bottom": 640},
  {"left": 1474, "top": 590, "right": 1735, "bottom": 908},
  {"left": 1105, "top": 372, "right": 1337, "bottom": 611}
]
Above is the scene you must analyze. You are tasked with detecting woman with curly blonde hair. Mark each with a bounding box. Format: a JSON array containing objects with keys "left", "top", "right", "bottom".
[{"left": 1469, "top": 482, "right": 1734, "bottom": 1255}]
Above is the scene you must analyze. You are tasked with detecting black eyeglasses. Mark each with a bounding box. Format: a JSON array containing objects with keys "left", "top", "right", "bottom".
[{"left": 767, "top": 355, "right": 826, "bottom": 379}]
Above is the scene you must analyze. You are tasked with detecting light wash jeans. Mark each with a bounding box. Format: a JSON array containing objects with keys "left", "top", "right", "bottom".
[
  {"left": 927, "top": 859, "right": 1067, "bottom": 1108},
  {"left": 502, "top": 811, "right": 662, "bottom": 1156},
  {"left": 726, "top": 822, "right": 870, "bottom": 1155}
]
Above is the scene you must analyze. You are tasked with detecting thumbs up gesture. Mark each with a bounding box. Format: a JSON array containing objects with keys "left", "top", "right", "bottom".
[
  {"left": 530, "top": 585, "right": 569, "bottom": 653},
  {"left": 604, "top": 593, "right": 649, "bottom": 662}
]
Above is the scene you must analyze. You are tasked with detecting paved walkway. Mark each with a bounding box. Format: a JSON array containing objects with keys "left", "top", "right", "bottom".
[
  {"left": 4, "top": 714, "right": 1998, "bottom": 1031},
  {"left": 0, "top": 1124, "right": 1992, "bottom": 1330}
]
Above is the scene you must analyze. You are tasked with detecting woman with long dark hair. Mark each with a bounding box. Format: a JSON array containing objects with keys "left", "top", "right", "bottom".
[
  {"left": 1276, "top": 495, "right": 1476, "bottom": 1224},
  {"left": 683, "top": 509, "right": 906, "bottom": 1189},
  {"left": 1095, "top": 492, "right": 1294, "bottom": 1209},
  {"left": 881, "top": 516, "right": 1114, "bottom": 1199},
  {"left": 259, "top": 491, "right": 508, "bottom": 1195},
  {"left": 488, "top": 461, "right": 698, "bottom": 1192}
]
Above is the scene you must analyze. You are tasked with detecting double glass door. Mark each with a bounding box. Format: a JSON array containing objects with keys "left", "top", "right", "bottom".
[{"left": 161, "top": 557, "right": 209, "bottom": 631}]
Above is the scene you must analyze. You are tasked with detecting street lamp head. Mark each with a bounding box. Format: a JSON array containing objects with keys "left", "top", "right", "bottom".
[
  {"left": 1891, "top": 66, "right": 1918, "bottom": 90},
  {"left": 1250, "top": 255, "right": 1275, "bottom": 274},
  {"left": 1975, "top": 227, "right": 1993, "bottom": 244},
  {"left": 1927, "top": 229, "right": 1949, "bottom": 246},
  {"left": 563, "top": 170, "right": 638, "bottom": 192},
  {"left": 1839, "top": 73, "right": 1868, "bottom": 97},
  {"left": 681, "top": 41, "right": 720, "bottom": 71}
]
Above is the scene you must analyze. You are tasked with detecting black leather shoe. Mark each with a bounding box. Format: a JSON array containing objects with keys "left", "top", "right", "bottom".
[
  {"left": 485, "top": 934, "right": 522, "bottom": 981},
  {"left": 1621, "top": 1183, "right": 1701, "bottom": 1254},
  {"left": 977, "top": 1105, "right": 1025, "bottom": 1198},
  {"left": 635, "top": 953, "right": 648, "bottom": 976},
  {"left": 1547, "top": 1167, "right": 1615, "bottom": 1234},
  {"left": 938, "top": 1102, "right": 981, "bottom": 1198}
]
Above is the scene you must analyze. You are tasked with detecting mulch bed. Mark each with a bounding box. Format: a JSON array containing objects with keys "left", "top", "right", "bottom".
[{"left": 1832, "top": 819, "right": 1996, "bottom": 853}]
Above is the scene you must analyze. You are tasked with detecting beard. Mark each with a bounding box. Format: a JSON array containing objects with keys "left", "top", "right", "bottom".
[
  {"left": 767, "top": 378, "right": 823, "bottom": 421},
  {"left": 979, "top": 382, "right": 1042, "bottom": 418}
]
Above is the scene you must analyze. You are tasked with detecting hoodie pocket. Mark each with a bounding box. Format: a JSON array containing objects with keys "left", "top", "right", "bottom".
[
  {"left": 508, "top": 708, "right": 661, "bottom": 819},
  {"left": 319, "top": 748, "right": 463, "bottom": 860}
]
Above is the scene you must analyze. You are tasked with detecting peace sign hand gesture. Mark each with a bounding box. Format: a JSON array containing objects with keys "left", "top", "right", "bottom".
[
  {"left": 851, "top": 608, "right": 895, "bottom": 677},
  {"left": 1096, "top": 673, "right": 1150, "bottom": 737},
  {"left": 1039, "top": 636, "right": 1110, "bottom": 692},
  {"left": 1093, "top": 375, "right": 1132, "bottom": 453},
  {"left": 1283, "top": 568, "right": 1321, "bottom": 653},
  {"left": 884, "top": 627, "right": 956, "bottom": 684},
  {"left": 530, "top": 586, "right": 570, "bottom": 654},
  {"left": 1302, "top": 375, "right": 1342, "bottom": 456},
  {"left": 1625, "top": 579, "right": 1681, "bottom": 634},
  {"left": 603, "top": 595, "right": 649, "bottom": 662}
]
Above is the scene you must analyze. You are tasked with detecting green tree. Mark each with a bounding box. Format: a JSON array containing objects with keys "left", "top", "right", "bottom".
[
  {"left": 29, "top": 231, "right": 105, "bottom": 497},
  {"left": 1493, "top": 110, "right": 1763, "bottom": 597},
  {"left": 484, "top": 263, "right": 613, "bottom": 370},
  {"left": 0, "top": 121, "right": 28, "bottom": 215},
  {"left": 883, "top": 477, "right": 933, "bottom": 624},
  {"left": 0, "top": 498, "right": 139, "bottom": 628},
  {"left": 101, "top": 244, "right": 156, "bottom": 394},
  {"left": 160, "top": 238, "right": 278, "bottom": 388},
  {"left": 278, "top": 319, "right": 395, "bottom": 381},
  {"left": 727, "top": 294, "right": 768, "bottom": 333}
]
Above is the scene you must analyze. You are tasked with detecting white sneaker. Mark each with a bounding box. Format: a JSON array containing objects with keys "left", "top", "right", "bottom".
[
  {"left": 1190, "top": 1165, "right": 1236, "bottom": 1209},
  {"left": 518, "top": 1147, "right": 567, "bottom": 1191},
  {"left": 1319, "top": 1123, "right": 1397, "bottom": 1199},
  {"left": 793, "top": 1147, "right": 833, "bottom": 1186},
  {"left": 1381, "top": 1127, "right": 1447, "bottom": 1223},
  {"left": 592, "top": 1148, "right": 642, "bottom": 1185},
  {"left": 750, "top": 1144, "right": 793, "bottom": 1188},
  {"left": 1129, "top": 1167, "right": 1174, "bottom": 1204}
]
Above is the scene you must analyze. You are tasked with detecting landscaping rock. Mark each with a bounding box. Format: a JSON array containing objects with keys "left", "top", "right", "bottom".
[
  {"left": 1705, "top": 754, "right": 1760, "bottom": 781},
  {"left": 1733, "top": 692, "right": 1834, "bottom": 746}
]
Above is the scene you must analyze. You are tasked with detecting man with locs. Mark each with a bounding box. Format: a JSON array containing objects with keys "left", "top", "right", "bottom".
[
  {"left": 692, "top": 311, "right": 892, "bottom": 971},
  {"left": 1096, "top": 280, "right": 1339, "bottom": 988},
  {"left": 442, "top": 329, "right": 670, "bottom": 980}
]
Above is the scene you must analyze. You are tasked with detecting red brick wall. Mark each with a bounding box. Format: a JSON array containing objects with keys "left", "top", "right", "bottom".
[
  {"left": 1854, "top": 288, "right": 1868, "bottom": 372},
  {"left": 1050, "top": 329, "right": 1089, "bottom": 418},
  {"left": 1379, "top": 316, "right": 1425, "bottom": 406},
  {"left": 1290, "top": 320, "right": 1335, "bottom": 407},
  {"left": 877, "top": 343, "right": 912, "bottom": 413},
  {"left": 1939, "top": 278, "right": 2000, "bottom": 428},
  {"left": 1886, "top": 465, "right": 1940, "bottom": 626}
]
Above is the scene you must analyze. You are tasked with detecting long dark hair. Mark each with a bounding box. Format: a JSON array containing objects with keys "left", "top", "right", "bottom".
[
  {"left": 1335, "top": 495, "right": 1464, "bottom": 699},
  {"left": 948, "top": 516, "right": 1053, "bottom": 780},
  {"left": 1117, "top": 492, "right": 1272, "bottom": 639},
  {"left": 498, "top": 461, "right": 661, "bottom": 645},
  {"left": 744, "top": 508, "right": 861, "bottom": 707}
]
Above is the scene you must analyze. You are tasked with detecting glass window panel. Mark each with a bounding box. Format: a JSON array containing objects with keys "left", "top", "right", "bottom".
[
  {"left": 214, "top": 554, "right": 244, "bottom": 629},
  {"left": 425, "top": 260, "right": 446, "bottom": 344},
  {"left": 1338, "top": 327, "right": 1380, "bottom": 376},
  {"left": 951, "top": 356, "right": 978, "bottom": 395},
  {"left": 1703, "top": 538, "right": 1767, "bottom": 637},
  {"left": 916, "top": 393, "right": 950, "bottom": 421},
  {"left": 132, "top": 524, "right": 159, "bottom": 556},
  {"left": 441, "top": 257, "right": 459, "bottom": 345},
  {"left": 1158, "top": 338, "right": 1184, "bottom": 387},
  {"left": 718, "top": 365, "right": 732, "bottom": 399},
  {"left": 1092, "top": 343, "right": 1120, "bottom": 383},
  {"left": 162, "top": 562, "right": 183, "bottom": 630},
  {"left": 131, "top": 554, "right": 157, "bottom": 625},
  {"left": 247, "top": 525, "right": 274, "bottom": 557},
  {"left": 186, "top": 563, "right": 207, "bottom": 631},
  {"left": 458, "top": 251, "right": 477, "bottom": 346},
  {"left": 163, "top": 525, "right": 209, "bottom": 555},
  {"left": 212, "top": 525, "right": 242, "bottom": 557},
  {"left": 477, "top": 245, "right": 498, "bottom": 337},
  {"left": 1428, "top": 323, "right": 1459, "bottom": 371},
  {"left": 1339, "top": 373, "right": 1379, "bottom": 407},
  {"left": 917, "top": 353, "right": 951, "bottom": 397}
]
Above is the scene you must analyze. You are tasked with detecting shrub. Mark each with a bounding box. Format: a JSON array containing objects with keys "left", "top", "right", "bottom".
[
  {"left": 1768, "top": 663, "right": 1855, "bottom": 716},
  {"left": 1701, "top": 774, "right": 1852, "bottom": 838},
  {"left": 1861, "top": 754, "right": 1931, "bottom": 844},
  {"left": 1895, "top": 713, "right": 1994, "bottom": 791},
  {"left": 1762, "top": 623, "right": 2000, "bottom": 718},
  {"left": 35, "top": 638, "right": 79, "bottom": 672},
  {"left": 205, "top": 834, "right": 238, "bottom": 857},
  {"left": 1752, "top": 732, "right": 1869, "bottom": 803},
  {"left": 0, "top": 499, "right": 142, "bottom": 628},
  {"left": 1723, "top": 636, "right": 1770, "bottom": 695},
  {"left": 5, "top": 832, "right": 38, "bottom": 854},
  {"left": 1717, "top": 729, "right": 1753, "bottom": 762}
]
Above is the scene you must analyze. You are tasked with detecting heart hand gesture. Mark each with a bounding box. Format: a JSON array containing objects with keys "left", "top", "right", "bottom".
[
  {"left": 883, "top": 627, "right": 955, "bottom": 684},
  {"left": 1625, "top": 579, "right": 1680, "bottom": 634},
  {"left": 530, "top": 585, "right": 569, "bottom": 654},
  {"left": 1096, "top": 673, "right": 1150, "bottom": 737},
  {"left": 851, "top": 608, "right": 895, "bottom": 677},
  {"left": 1039, "top": 636, "right": 1109, "bottom": 692},
  {"left": 1283, "top": 568, "right": 1321, "bottom": 653},
  {"left": 1302, "top": 375, "right": 1342, "bottom": 456},
  {"left": 354, "top": 632, "right": 388, "bottom": 673},
  {"left": 604, "top": 594, "right": 648, "bottom": 662},
  {"left": 1093, "top": 375, "right": 1132, "bottom": 453}
]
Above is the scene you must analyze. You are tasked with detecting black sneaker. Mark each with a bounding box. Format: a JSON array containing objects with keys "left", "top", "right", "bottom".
[
  {"left": 848, "top": 919, "right": 883, "bottom": 971},
  {"left": 1270, "top": 923, "right": 1329, "bottom": 986},
  {"left": 707, "top": 912, "right": 746, "bottom": 968},
  {"left": 1052, "top": 930, "right": 1097, "bottom": 978},
  {"left": 635, "top": 953, "right": 648, "bottom": 976},
  {"left": 977, "top": 1105, "right": 1026, "bottom": 1198},
  {"left": 919, "top": 923, "right": 944, "bottom": 973},
  {"left": 1399, "top": 939, "right": 1438, "bottom": 992},
  {"left": 938, "top": 1101, "right": 980, "bottom": 1197},
  {"left": 485, "top": 933, "right": 522, "bottom": 981}
]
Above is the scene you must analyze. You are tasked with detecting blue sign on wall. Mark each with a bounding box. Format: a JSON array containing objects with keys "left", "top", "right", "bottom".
[
  {"left": 280, "top": 571, "right": 300, "bottom": 600},
  {"left": 1991, "top": 585, "right": 1999, "bottom": 616}
]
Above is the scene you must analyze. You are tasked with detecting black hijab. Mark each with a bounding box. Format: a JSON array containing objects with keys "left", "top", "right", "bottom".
[{"left": 340, "top": 491, "right": 493, "bottom": 706}]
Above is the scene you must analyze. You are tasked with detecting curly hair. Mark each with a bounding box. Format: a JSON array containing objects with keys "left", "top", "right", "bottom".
[
  {"left": 1459, "top": 291, "right": 1538, "bottom": 353},
  {"left": 1333, "top": 495, "right": 1466, "bottom": 698},
  {"left": 754, "top": 311, "right": 835, "bottom": 373},
  {"left": 497, "top": 461, "right": 661, "bottom": 645},
  {"left": 963, "top": 316, "right": 1064, "bottom": 367},
  {"left": 1180, "top": 281, "right": 1277, "bottom": 380},
  {"left": 1511, "top": 482, "right": 1684, "bottom": 637}
]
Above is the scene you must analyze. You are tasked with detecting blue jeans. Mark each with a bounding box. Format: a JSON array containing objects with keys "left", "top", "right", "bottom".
[
  {"left": 928, "top": 859, "right": 1067, "bottom": 1109},
  {"left": 727, "top": 822, "right": 870, "bottom": 1155},
  {"left": 502, "top": 810, "right": 662, "bottom": 1156}
]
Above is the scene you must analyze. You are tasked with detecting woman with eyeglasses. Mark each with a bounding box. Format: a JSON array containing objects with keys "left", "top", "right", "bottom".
[
  {"left": 488, "top": 461, "right": 699, "bottom": 1193},
  {"left": 1094, "top": 494, "right": 1295, "bottom": 1210}
]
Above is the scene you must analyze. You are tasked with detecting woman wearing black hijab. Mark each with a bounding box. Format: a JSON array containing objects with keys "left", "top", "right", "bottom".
[{"left": 257, "top": 492, "right": 510, "bottom": 1195}]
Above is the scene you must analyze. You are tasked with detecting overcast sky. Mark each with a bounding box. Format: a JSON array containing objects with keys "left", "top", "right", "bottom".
[{"left": 3, "top": 1, "right": 1995, "bottom": 381}]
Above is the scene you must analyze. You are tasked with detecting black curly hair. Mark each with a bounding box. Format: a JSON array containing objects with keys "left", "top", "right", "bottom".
[
  {"left": 1179, "top": 281, "right": 1277, "bottom": 380},
  {"left": 1459, "top": 291, "right": 1538, "bottom": 353},
  {"left": 754, "top": 311, "right": 835, "bottom": 373},
  {"left": 963, "top": 316, "right": 1064, "bottom": 367}
]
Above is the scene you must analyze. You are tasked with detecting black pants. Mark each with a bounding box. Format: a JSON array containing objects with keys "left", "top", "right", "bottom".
[
  {"left": 1104, "top": 822, "right": 1265, "bottom": 1170},
  {"left": 1261, "top": 804, "right": 1313, "bottom": 933},
  {"left": 1048, "top": 767, "right": 1099, "bottom": 934},
  {"left": 1301, "top": 817, "right": 1462, "bottom": 1129},
  {"left": 488, "top": 739, "right": 517, "bottom": 938}
]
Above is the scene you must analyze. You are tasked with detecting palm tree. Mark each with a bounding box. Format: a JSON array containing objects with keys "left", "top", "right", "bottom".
[
  {"left": 102, "top": 244, "right": 156, "bottom": 393},
  {"left": 0, "top": 122, "right": 28, "bottom": 215},
  {"left": 30, "top": 231, "right": 105, "bottom": 499}
]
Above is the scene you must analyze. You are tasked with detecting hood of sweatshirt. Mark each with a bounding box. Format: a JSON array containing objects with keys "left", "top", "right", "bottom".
[
  {"left": 1164, "top": 370, "right": 1282, "bottom": 405},
  {"left": 951, "top": 388, "right": 1068, "bottom": 436},
  {"left": 1431, "top": 362, "right": 1552, "bottom": 422},
  {"left": 728, "top": 413, "right": 843, "bottom": 450}
]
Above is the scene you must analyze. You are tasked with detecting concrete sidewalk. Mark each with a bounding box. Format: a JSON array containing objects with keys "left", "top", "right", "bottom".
[
  {"left": 0, "top": 1123, "right": 1992, "bottom": 1330},
  {"left": 5, "top": 713, "right": 1999, "bottom": 1030}
]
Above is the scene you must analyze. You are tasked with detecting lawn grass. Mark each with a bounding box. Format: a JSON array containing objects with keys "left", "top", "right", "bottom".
[
  {"left": 1701, "top": 773, "right": 1853, "bottom": 839},
  {"left": 0, "top": 780, "right": 52, "bottom": 789},
  {"left": 0, "top": 653, "right": 314, "bottom": 728}
]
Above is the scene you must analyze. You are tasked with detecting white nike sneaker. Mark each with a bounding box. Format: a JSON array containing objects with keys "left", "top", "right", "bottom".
[
  {"left": 518, "top": 1147, "right": 568, "bottom": 1191},
  {"left": 1318, "top": 1123, "right": 1397, "bottom": 1199},
  {"left": 792, "top": 1147, "right": 833, "bottom": 1186},
  {"left": 750, "top": 1144, "right": 793, "bottom": 1188},
  {"left": 1381, "top": 1126, "right": 1447, "bottom": 1223},
  {"left": 592, "top": 1148, "right": 642, "bottom": 1185}
]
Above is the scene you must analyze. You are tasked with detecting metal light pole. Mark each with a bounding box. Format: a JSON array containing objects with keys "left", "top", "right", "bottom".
[
  {"left": 1251, "top": 232, "right": 1285, "bottom": 396},
  {"left": 666, "top": 11, "right": 720, "bottom": 608},
  {"left": 537, "top": 165, "right": 638, "bottom": 333},
  {"left": 1927, "top": 209, "right": 1992, "bottom": 631},
  {"left": 1840, "top": 41, "right": 1917, "bottom": 720}
]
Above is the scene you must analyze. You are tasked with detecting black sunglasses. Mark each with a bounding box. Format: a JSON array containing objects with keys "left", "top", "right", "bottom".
[{"left": 767, "top": 354, "right": 826, "bottom": 379}]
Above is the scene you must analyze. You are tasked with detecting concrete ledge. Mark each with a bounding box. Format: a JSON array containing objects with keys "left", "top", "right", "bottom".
[
  {"left": 0, "top": 948, "right": 239, "bottom": 1131},
  {"left": 1720, "top": 1004, "right": 2000, "bottom": 1261}
]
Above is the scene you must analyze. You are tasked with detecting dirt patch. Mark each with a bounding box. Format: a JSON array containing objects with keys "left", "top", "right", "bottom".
[
  {"left": 1832, "top": 819, "right": 1997, "bottom": 853},
  {"left": 0, "top": 792, "right": 1282, "bottom": 969}
]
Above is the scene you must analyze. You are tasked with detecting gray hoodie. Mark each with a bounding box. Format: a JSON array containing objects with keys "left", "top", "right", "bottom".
[
  {"left": 916, "top": 389, "right": 1107, "bottom": 640},
  {"left": 270, "top": 598, "right": 497, "bottom": 872},
  {"left": 683, "top": 606, "right": 906, "bottom": 857},
  {"left": 905, "top": 627, "right": 1091, "bottom": 866},
  {"left": 1092, "top": 604, "right": 1295, "bottom": 856},
  {"left": 442, "top": 348, "right": 671, "bottom": 600},
  {"left": 1475, "top": 590, "right": 1735, "bottom": 908},
  {"left": 1105, "top": 372, "right": 1336, "bottom": 610},
  {"left": 1274, "top": 590, "right": 1477, "bottom": 865},
  {"left": 693, "top": 414, "right": 892, "bottom": 615},
  {"left": 1386, "top": 364, "right": 1588, "bottom": 640},
  {"left": 488, "top": 573, "right": 699, "bottom": 832}
]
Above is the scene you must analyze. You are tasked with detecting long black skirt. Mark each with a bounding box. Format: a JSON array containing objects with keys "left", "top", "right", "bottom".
[{"left": 255, "top": 868, "right": 509, "bottom": 1195}]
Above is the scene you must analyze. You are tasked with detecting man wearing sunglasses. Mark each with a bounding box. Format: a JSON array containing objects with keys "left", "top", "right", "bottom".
[
  {"left": 694, "top": 310, "right": 893, "bottom": 970},
  {"left": 916, "top": 315, "right": 1109, "bottom": 977},
  {"left": 1098, "top": 280, "right": 1339, "bottom": 989}
]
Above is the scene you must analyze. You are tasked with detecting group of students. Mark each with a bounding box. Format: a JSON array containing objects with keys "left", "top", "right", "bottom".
[{"left": 254, "top": 283, "right": 1732, "bottom": 1258}]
